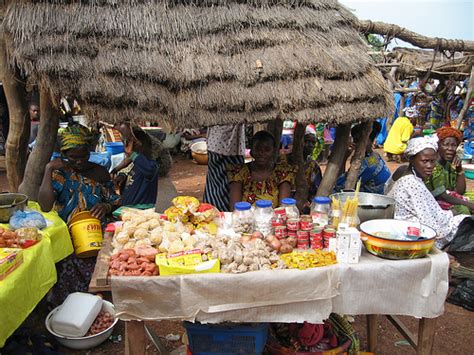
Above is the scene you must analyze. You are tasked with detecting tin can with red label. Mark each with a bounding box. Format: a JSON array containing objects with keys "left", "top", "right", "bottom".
[
  {"left": 310, "top": 240, "right": 324, "bottom": 250},
  {"left": 274, "top": 207, "right": 287, "bottom": 222},
  {"left": 407, "top": 226, "right": 420, "bottom": 238},
  {"left": 274, "top": 226, "right": 287, "bottom": 240},
  {"left": 287, "top": 218, "right": 300, "bottom": 231},
  {"left": 323, "top": 227, "right": 336, "bottom": 248},
  {"left": 272, "top": 215, "right": 285, "bottom": 228},
  {"left": 299, "top": 215, "right": 313, "bottom": 231},
  {"left": 297, "top": 241, "right": 310, "bottom": 249},
  {"left": 287, "top": 229, "right": 297, "bottom": 238},
  {"left": 297, "top": 230, "right": 309, "bottom": 239}
]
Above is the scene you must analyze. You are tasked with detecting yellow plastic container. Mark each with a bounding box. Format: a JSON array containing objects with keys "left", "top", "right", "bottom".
[
  {"left": 69, "top": 216, "right": 103, "bottom": 258},
  {"left": 69, "top": 211, "right": 93, "bottom": 225}
]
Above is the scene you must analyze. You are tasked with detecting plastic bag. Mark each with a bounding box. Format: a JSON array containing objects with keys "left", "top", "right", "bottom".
[
  {"left": 9, "top": 211, "right": 47, "bottom": 230},
  {"left": 447, "top": 279, "right": 474, "bottom": 311},
  {"left": 449, "top": 217, "right": 474, "bottom": 252}
]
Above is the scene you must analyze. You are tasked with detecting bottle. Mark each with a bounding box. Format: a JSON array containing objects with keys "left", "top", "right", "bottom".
[
  {"left": 310, "top": 197, "right": 331, "bottom": 227},
  {"left": 280, "top": 198, "right": 300, "bottom": 220},
  {"left": 232, "top": 202, "right": 254, "bottom": 234},
  {"left": 254, "top": 200, "right": 274, "bottom": 237}
]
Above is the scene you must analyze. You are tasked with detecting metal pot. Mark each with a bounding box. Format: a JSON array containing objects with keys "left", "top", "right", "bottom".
[
  {"left": 0, "top": 193, "right": 28, "bottom": 223},
  {"left": 329, "top": 192, "right": 395, "bottom": 223}
]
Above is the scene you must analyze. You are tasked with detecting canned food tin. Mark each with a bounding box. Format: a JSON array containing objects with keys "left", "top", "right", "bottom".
[
  {"left": 274, "top": 226, "right": 287, "bottom": 239},
  {"left": 297, "top": 230, "right": 310, "bottom": 239},
  {"left": 299, "top": 215, "right": 313, "bottom": 231},
  {"left": 310, "top": 228, "right": 323, "bottom": 239},
  {"left": 287, "top": 218, "right": 300, "bottom": 231},
  {"left": 323, "top": 228, "right": 336, "bottom": 238},
  {"left": 407, "top": 226, "right": 420, "bottom": 238},
  {"left": 311, "top": 240, "right": 323, "bottom": 250},
  {"left": 287, "top": 230, "right": 297, "bottom": 237},
  {"left": 274, "top": 207, "right": 287, "bottom": 221},
  {"left": 272, "top": 217, "right": 285, "bottom": 228},
  {"left": 297, "top": 241, "right": 310, "bottom": 249}
]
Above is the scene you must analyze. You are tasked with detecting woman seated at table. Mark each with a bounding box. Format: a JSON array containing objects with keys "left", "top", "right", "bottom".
[
  {"left": 385, "top": 136, "right": 470, "bottom": 249},
  {"left": 424, "top": 126, "right": 474, "bottom": 215},
  {"left": 228, "top": 130, "right": 295, "bottom": 209},
  {"left": 39, "top": 125, "right": 120, "bottom": 306}
]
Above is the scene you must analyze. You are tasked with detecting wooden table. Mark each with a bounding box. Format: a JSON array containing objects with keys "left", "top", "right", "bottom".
[{"left": 90, "top": 236, "right": 440, "bottom": 355}]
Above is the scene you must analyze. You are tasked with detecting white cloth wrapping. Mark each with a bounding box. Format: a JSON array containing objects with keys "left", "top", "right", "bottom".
[
  {"left": 404, "top": 136, "right": 438, "bottom": 157},
  {"left": 111, "top": 249, "right": 449, "bottom": 323}
]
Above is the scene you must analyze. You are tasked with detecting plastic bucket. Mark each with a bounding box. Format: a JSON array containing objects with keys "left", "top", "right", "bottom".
[
  {"left": 105, "top": 142, "right": 124, "bottom": 155},
  {"left": 69, "top": 211, "right": 94, "bottom": 225},
  {"left": 69, "top": 217, "right": 103, "bottom": 258}
]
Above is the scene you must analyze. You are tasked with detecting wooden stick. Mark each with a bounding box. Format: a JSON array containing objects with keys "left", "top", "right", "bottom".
[
  {"left": 366, "top": 314, "right": 378, "bottom": 353},
  {"left": 456, "top": 66, "right": 474, "bottom": 129},
  {"left": 356, "top": 20, "right": 474, "bottom": 52},
  {"left": 345, "top": 121, "right": 372, "bottom": 190},
  {"left": 292, "top": 123, "right": 308, "bottom": 211},
  {"left": 417, "top": 318, "right": 437, "bottom": 355},
  {"left": 125, "top": 320, "right": 146, "bottom": 355},
  {"left": 317, "top": 124, "right": 351, "bottom": 196}
]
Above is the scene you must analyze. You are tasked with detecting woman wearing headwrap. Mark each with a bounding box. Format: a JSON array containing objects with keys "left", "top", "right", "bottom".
[
  {"left": 425, "top": 127, "right": 474, "bottom": 215},
  {"left": 385, "top": 136, "right": 470, "bottom": 249},
  {"left": 383, "top": 107, "right": 418, "bottom": 162},
  {"left": 39, "top": 125, "right": 120, "bottom": 306}
]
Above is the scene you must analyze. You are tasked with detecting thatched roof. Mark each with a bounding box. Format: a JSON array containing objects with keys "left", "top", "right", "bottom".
[
  {"left": 2, "top": 0, "right": 392, "bottom": 128},
  {"left": 387, "top": 47, "right": 472, "bottom": 80}
]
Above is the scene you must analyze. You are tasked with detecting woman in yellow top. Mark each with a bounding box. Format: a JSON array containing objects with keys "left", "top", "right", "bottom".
[
  {"left": 384, "top": 107, "right": 418, "bottom": 162},
  {"left": 228, "top": 131, "right": 296, "bottom": 210}
]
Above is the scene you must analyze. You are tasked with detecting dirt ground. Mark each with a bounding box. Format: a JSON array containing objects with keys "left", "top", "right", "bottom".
[{"left": 1, "top": 152, "right": 473, "bottom": 354}]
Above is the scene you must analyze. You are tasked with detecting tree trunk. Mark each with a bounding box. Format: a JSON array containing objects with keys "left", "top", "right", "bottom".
[
  {"left": 0, "top": 36, "right": 29, "bottom": 192},
  {"left": 267, "top": 118, "right": 283, "bottom": 161},
  {"left": 457, "top": 66, "right": 474, "bottom": 129},
  {"left": 345, "top": 121, "right": 372, "bottom": 190},
  {"left": 19, "top": 88, "right": 59, "bottom": 201},
  {"left": 317, "top": 124, "right": 351, "bottom": 197},
  {"left": 356, "top": 20, "right": 474, "bottom": 52},
  {"left": 292, "top": 123, "right": 307, "bottom": 211}
]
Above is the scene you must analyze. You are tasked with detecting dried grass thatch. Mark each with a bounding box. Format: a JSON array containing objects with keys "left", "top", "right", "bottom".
[
  {"left": 2, "top": 0, "right": 393, "bottom": 128},
  {"left": 387, "top": 47, "right": 471, "bottom": 80}
]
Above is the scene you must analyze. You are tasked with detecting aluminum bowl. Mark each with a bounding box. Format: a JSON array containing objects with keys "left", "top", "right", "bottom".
[
  {"left": 359, "top": 219, "right": 436, "bottom": 260},
  {"left": 330, "top": 192, "right": 395, "bottom": 223},
  {"left": 0, "top": 193, "right": 28, "bottom": 223},
  {"left": 45, "top": 300, "right": 118, "bottom": 350}
]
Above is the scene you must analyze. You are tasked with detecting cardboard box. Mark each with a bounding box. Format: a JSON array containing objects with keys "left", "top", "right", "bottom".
[{"left": 0, "top": 248, "right": 23, "bottom": 281}]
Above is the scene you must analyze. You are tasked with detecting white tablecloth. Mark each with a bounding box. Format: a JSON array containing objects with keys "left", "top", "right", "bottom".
[{"left": 111, "top": 249, "right": 449, "bottom": 323}]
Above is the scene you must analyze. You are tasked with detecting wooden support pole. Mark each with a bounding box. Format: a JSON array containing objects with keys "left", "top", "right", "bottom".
[
  {"left": 345, "top": 121, "right": 372, "bottom": 190},
  {"left": 316, "top": 124, "right": 351, "bottom": 197},
  {"left": 356, "top": 20, "right": 474, "bottom": 52},
  {"left": 417, "top": 318, "right": 437, "bottom": 355},
  {"left": 0, "top": 36, "right": 29, "bottom": 192},
  {"left": 267, "top": 118, "right": 283, "bottom": 161},
  {"left": 19, "top": 87, "right": 59, "bottom": 200},
  {"left": 292, "top": 123, "right": 308, "bottom": 211},
  {"left": 125, "top": 320, "right": 146, "bottom": 355},
  {"left": 456, "top": 66, "right": 474, "bottom": 129},
  {"left": 366, "top": 314, "right": 378, "bottom": 353}
]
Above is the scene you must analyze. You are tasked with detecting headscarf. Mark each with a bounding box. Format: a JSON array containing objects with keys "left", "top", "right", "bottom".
[
  {"left": 404, "top": 136, "right": 438, "bottom": 158},
  {"left": 59, "top": 125, "right": 93, "bottom": 152},
  {"left": 305, "top": 125, "right": 316, "bottom": 137},
  {"left": 436, "top": 126, "right": 463, "bottom": 143},
  {"left": 403, "top": 106, "right": 419, "bottom": 118}
]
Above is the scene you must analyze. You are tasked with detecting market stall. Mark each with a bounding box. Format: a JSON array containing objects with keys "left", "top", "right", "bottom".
[{"left": 0, "top": 202, "right": 73, "bottom": 347}]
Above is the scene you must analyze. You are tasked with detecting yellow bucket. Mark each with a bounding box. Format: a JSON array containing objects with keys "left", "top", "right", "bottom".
[
  {"left": 69, "top": 211, "right": 94, "bottom": 225},
  {"left": 69, "top": 216, "right": 103, "bottom": 258}
]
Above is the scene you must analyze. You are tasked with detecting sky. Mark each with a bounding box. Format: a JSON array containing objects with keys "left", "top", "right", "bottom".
[{"left": 339, "top": 0, "right": 473, "bottom": 48}]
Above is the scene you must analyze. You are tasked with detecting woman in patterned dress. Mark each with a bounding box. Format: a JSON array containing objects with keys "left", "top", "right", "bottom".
[
  {"left": 39, "top": 125, "right": 120, "bottom": 306},
  {"left": 385, "top": 136, "right": 470, "bottom": 249},
  {"left": 228, "top": 131, "right": 295, "bottom": 210}
]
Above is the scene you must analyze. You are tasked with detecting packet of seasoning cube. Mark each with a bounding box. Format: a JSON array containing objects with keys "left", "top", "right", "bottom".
[{"left": 0, "top": 248, "right": 24, "bottom": 281}]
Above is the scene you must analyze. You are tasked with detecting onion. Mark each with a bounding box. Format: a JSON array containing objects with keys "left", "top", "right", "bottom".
[
  {"left": 241, "top": 235, "right": 251, "bottom": 243},
  {"left": 270, "top": 238, "right": 282, "bottom": 251},
  {"left": 252, "top": 231, "right": 264, "bottom": 239},
  {"left": 265, "top": 234, "right": 276, "bottom": 243}
]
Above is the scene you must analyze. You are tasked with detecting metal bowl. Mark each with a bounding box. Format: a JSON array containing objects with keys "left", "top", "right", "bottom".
[
  {"left": 360, "top": 219, "right": 436, "bottom": 259},
  {"left": 45, "top": 300, "right": 118, "bottom": 350},
  {"left": 329, "top": 192, "right": 395, "bottom": 223},
  {"left": 0, "top": 193, "right": 28, "bottom": 223}
]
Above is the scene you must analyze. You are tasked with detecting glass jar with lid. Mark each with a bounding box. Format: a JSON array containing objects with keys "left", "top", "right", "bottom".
[
  {"left": 280, "top": 198, "right": 300, "bottom": 220},
  {"left": 254, "top": 200, "right": 274, "bottom": 237},
  {"left": 232, "top": 202, "right": 254, "bottom": 234},
  {"left": 310, "top": 196, "right": 331, "bottom": 227}
]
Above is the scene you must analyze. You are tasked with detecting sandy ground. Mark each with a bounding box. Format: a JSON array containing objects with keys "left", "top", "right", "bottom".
[{"left": 0, "top": 152, "right": 473, "bottom": 354}]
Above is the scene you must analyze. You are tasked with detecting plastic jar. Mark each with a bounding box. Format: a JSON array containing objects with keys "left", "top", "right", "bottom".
[
  {"left": 310, "top": 197, "right": 331, "bottom": 227},
  {"left": 254, "top": 200, "right": 274, "bottom": 237},
  {"left": 281, "top": 198, "right": 300, "bottom": 220},
  {"left": 232, "top": 202, "right": 254, "bottom": 234}
]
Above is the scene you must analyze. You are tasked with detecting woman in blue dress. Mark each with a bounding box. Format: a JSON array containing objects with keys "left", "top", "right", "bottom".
[{"left": 39, "top": 125, "right": 120, "bottom": 306}]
